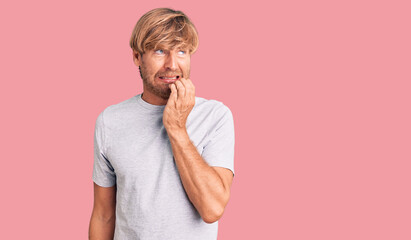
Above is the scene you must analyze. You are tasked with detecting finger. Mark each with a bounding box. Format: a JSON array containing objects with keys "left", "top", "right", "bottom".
[
  {"left": 184, "top": 78, "right": 195, "bottom": 104},
  {"left": 169, "top": 83, "right": 177, "bottom": 105},
  {"left": 174, "top": 80, "right": 186, "bottom": 101},
  {"left": 185, "top": 78, "right": 195, "bottom": 94},
  {"left": 179, "top": 78, "right": 190, "bottom": 97}
]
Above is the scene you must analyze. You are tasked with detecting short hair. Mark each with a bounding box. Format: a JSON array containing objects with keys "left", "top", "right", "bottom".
[{"left": 129, "top": 8, "right": 199, "bottom": 56}]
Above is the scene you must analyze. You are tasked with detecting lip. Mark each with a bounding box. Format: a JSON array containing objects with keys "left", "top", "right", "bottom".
[
  {"left": 158, "top": 76, "right": 179, "bottom": 83},
  {"left": 158, "top": 77, "right": 177, "bottom": 83}
]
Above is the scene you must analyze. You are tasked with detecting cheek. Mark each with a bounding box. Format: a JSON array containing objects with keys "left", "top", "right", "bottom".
[
  {"left": 143, "top": 59, "right": 162, "bottom": 74},
  {"left": 152, "top": 64, "right": 165, "bottom": 76},
  {"left": 183, "top": 64, "right": 191, "bottom": 76},
  {"left": 144, "top": 68, "right": 157, "bottom": 79},
  {"left": 179, "top": 60, "right": 190, "bottom": 71}
]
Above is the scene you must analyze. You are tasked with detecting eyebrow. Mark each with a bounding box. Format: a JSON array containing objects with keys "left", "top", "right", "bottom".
[{"left": 153, "top": 47, "right": 188, "bottom": 52}]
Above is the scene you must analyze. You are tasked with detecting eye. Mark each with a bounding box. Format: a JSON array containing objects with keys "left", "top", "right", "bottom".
[
  {"left": 155, "top": 49, "right": 164, "bottom": 54},
  {"left": 178, "top": 50, "right": 186, "bottom": 55}
]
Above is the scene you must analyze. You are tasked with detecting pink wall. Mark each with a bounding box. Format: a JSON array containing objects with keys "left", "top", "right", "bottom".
[{"left": 1, "top": 0, "right": 410, "bottom": 239}]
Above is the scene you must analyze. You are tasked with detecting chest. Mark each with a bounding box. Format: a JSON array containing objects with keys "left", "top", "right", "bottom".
[{"left": 105, "top": 115, "right": 210, "bottom": 181}]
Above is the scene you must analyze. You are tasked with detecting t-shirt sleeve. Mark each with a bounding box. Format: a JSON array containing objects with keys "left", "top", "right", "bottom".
[
  {"left": 201, "top": 104, "right": 235, "bottom": 177},
  {"left": 92, "top": 110, "right": 116, "bottom": 187}
]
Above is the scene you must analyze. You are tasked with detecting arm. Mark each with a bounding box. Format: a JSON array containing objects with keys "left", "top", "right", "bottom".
[
  {"left": 167, "top": 129, "right": 232, "bottom": 223},
  {"left": 89, "top": 183, "right": 116, "bottom": 240},
  {"left": 163, "top": 78, "right": 233, "bottom": 223}
]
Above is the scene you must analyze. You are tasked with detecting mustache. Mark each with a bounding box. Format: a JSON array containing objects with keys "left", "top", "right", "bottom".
[{"left": 156, "top": 72, "right": 183, "bottom": 77}]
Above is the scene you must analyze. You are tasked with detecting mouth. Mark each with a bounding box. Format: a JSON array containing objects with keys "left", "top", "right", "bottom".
[{"left": 158, "top": 75, "right": 180, "bottom": 83}]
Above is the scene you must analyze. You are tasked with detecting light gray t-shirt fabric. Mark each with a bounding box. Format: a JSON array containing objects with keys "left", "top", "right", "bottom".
[{"left": 92, "top": 93, "right": 235, "bottom": 240}]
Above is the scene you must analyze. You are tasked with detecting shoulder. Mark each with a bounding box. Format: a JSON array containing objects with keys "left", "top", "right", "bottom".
[
  {"left": 96, "top": 95, "right": 138, "bottom": 125},
  {"left": 192, "top": 96, "right": 234, "bottom": 126},
  {"left": 194, "top": 96, "right": 233, "bottom": 117}
]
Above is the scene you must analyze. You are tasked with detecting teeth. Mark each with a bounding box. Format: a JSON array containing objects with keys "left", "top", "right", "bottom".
[{"left": 160, "top": 76, "right": 177, "bottom": 79}]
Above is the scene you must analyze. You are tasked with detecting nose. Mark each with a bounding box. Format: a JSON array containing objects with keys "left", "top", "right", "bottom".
[{"left": 164, "top": 51, "right": 178, "bottom": 71}]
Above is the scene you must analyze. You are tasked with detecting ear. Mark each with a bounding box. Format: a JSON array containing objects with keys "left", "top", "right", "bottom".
[{"left": 132, "top": 50, "right": 142, "bottom": 67}]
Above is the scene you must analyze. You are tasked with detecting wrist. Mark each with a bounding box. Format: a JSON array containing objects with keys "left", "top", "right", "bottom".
[{"left": 166, "top": 127, "right": 190, "bottom": 143}]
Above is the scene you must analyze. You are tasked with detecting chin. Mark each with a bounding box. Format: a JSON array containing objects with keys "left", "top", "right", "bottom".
[
  {"left": 153, "top": 87, "right": 171, "bottom": 100},
  {"left": 143, "top": 78, "right": 171, "bottom": 100}
]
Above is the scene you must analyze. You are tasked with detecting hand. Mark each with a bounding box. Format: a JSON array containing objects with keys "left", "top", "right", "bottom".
[{"left": 163, "top": 78, "right": 196, "bottom": 132}]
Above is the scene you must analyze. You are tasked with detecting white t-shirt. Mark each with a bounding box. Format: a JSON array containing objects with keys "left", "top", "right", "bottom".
[{"left": 92, "top": 93, "right": 235, "bottom": 240}]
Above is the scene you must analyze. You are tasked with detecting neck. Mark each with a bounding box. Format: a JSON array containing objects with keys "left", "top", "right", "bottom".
[{"left": 141, "top": 87, "right": 168, "bottom": 106}]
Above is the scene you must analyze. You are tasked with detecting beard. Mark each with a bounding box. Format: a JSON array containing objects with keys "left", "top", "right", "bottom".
[
  {"left": 139, "top": 66, "right": 172, "bottom": 100},
  {"left": 139, "top": 65, "right": 188, "bottom": 100}
]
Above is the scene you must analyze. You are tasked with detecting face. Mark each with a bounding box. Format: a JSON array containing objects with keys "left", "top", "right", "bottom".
[{"left": 134, "top": 46, "right": 191, "bottom": 100}]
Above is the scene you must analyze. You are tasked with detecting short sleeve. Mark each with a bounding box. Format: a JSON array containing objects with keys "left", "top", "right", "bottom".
[
  {"left": 92, "top": 110, "right": 116, "bottom": 187},
  {"left": 201, "top": 104, "right": 235, "bottom": 177}
]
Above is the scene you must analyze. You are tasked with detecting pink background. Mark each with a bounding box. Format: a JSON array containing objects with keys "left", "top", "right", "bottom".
[{"left": 1, "top": 0, "right": 410, "bottom": 239}]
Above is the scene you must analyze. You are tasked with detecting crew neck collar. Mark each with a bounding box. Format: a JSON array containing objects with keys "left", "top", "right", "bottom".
[{"left": 135, "top": 93, "right": 166, "bottom": 112}]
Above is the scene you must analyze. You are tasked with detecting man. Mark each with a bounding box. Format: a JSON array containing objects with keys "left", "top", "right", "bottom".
[{"left": 89, "top": 8, "right": 235, "bottom": 240}]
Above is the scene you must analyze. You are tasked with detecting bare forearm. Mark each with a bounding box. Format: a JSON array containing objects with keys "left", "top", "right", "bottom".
[
  {"left": 167, "top": 129, "right": 228, "bottom": 223},
  {"left": 89, "top": 215, "right": 115, "bottom": 240}
]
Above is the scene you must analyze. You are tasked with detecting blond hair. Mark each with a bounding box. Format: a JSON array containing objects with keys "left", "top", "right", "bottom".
[{"left": 129, "top": 8, "right": 199, "bottom": 56}]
